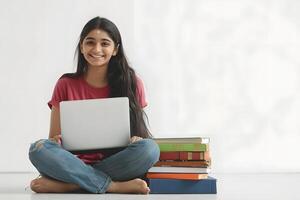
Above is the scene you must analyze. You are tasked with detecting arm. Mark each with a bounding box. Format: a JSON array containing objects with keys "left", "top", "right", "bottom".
[{"left": 48, "top": 106, "right": 61, "bottom": 143}]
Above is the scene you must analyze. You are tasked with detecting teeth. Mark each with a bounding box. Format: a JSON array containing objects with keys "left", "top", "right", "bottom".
[{"left": 91, "top": 54, "right": 104, "bottom": 58}]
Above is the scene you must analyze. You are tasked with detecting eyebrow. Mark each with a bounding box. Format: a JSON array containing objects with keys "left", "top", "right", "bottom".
[{"left": 85, "top": 37, "right": 112, "bottom": 42}]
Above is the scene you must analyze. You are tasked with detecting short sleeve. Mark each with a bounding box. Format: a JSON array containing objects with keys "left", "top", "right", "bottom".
[
  {"left": 48, "top": 78, "right": 68, "bottom": 109},
  {"left": 136, "top": 76, "right": 148, "bottom": 108}
]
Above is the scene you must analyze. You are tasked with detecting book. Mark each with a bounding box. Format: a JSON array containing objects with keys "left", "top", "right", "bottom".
[
  {"left": 148, "top": 176, "right": 217, "bottom": 194},
  {"left": 154, "top": 137, "right": 210, "bottom": 144},
  {"left": 160, "top": 151, "right": 210, "bottom": 161},
  {"left": 154, "top": 160, "right": 210, "bottom": 167},
  {"left": 148, "top": 166, "right": 211, "bottom": 174},
  {"left": 158, "top": 143, "right": 208, "bottom": 152},
  {"left": 146, "top": 173, "right": 208, "bottom": 180}
]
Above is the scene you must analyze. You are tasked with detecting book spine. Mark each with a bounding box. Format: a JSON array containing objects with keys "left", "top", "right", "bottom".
[
  {"left": 146, "top": 173, "right": 208, "bottom": 180},
  {"left": 148, "top": 166, "right": 210, "bottom": 173},
  {"left": 149, "top": 177, "right": 217, "bottom": 194},
  {"left": 154, "top": 161, "right": 210, "bottom": 167},
  {"left": 160, "top": 151, "right": 210, "bottom": 161},
  {"left": 158, "top": 143, "right": 208, "bottom": 152},
  {"left": 180, "top": 151, "right": 210, "bottom": 161},
  {"left": 159, "top": 152, "right": 180, "bottom": 160},
  {"left": 154, "top": 137, "right": 209, "bottom": 144}
]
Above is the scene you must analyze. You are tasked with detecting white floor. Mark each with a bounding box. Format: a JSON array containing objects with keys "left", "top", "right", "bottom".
[{"left": 0, "top": 173, "right": 299, "bottom": 200}]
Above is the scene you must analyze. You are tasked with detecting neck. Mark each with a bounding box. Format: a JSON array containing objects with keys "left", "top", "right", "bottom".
[{"left": 84, "top": 65, "right": 108, "bottom": 88}]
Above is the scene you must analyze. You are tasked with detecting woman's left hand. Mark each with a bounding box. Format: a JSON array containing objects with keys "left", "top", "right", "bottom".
[{"left": 130, "top": 136, "right": 143, "bottom": 144}]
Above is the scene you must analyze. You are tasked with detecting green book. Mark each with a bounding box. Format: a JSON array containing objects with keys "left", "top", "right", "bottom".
[
  {"left": 154, "top": 137, "right": 210, "bottom": 144},
  {"left": 158, "top": 143, "right": 208, "bottom": 152}
]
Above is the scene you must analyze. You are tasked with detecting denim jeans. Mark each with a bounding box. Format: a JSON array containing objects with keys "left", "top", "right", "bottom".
[{"left": 28, "top": 138, "right": 160, "bottom": 193}]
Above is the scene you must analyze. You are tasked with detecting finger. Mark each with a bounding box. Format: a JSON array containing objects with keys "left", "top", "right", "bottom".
[
  {"left": 131, "top": 136, "right": 136, "bottom": 141},
  {"left": 54, "top": 135, "right": 61, "bottom": 139},
  {"left": 52, "top": 135, "right": 62, "bottom": 145},
  {"left": 131, "top": 137, "right": 142, "bottom": 143},
  {"left": 132, "top": 138, "right": 137, "bottom": 143},
  {"left": 130, "top": 137, "right": 137, "bottom": 143}
]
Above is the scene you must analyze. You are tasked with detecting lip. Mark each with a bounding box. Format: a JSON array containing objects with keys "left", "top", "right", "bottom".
[{"left": 89, "top": 54, "right": 105, "bottom": 59}]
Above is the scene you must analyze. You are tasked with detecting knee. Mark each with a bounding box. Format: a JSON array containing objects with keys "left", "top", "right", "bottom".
[
  {"left": 135, "top": 139, "right": 160, "bottom": 165},
  {"left": 28, "top": 139, "right": 55, "bottom": 162}
]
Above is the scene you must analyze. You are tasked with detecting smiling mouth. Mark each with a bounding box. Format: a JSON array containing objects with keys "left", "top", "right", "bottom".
[{"left": 89, "top": 54, "right": 105, "bottom": 59}]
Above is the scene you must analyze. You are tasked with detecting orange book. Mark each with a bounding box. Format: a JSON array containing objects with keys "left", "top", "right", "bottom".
[{"left": 146, "top": 173, "right": 208, "bottom": 180}]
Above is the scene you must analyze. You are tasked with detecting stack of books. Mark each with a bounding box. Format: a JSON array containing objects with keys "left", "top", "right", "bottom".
[{"left": 146, "top": 137, "right": 217, "bottom": 194}]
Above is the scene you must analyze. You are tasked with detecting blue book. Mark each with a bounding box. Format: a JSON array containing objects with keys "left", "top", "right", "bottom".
[{"left": 148, "top": 176, "right": 217, "bottom": 194}]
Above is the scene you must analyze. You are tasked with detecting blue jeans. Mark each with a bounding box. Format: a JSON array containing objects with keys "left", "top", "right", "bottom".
[{"left": 28, "top": 138, "right": 160, "bottom": 193}]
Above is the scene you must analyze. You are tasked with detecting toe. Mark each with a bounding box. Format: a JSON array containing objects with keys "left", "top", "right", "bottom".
[{"left": 30, "top": 179, "right": 37, "bottom": 188}]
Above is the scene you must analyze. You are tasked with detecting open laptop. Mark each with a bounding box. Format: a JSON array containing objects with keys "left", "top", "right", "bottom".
[{"left": 60, "top": 97, "right": 131, "bottom": 153}]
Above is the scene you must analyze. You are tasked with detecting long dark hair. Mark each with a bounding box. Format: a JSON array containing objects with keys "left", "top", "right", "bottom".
[{"left": 62, "top": 17, "right": 152, "bottom": 138}]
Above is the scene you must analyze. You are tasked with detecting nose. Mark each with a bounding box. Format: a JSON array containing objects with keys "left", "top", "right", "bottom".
[{"left": 94, "top": 42, "right": 102, "bottom": 53}]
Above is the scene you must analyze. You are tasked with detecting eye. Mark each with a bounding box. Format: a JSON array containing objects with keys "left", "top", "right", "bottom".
[
  {"left": 101, "top": 42, "right": 110, "bottom": 47},
  {"left": 85, "top": 40, "right": 95, "bottom": 45}
]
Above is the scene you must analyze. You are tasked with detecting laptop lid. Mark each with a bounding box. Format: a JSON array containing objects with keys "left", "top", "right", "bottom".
[{"left": 60, "top": 97, "right": 131, "bottom": 152}]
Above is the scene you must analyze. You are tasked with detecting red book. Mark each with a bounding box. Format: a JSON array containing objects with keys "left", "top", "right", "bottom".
[
  {"left": 159, "top": 151, "right": 210, "bottom": 161},
  {"left": 180, "top": 151, "right": 210, "bottom": 160}
]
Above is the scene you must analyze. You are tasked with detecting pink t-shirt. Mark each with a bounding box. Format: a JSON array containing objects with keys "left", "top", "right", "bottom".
[{"left": 48, "top": 75, "right": 148, "bottom": 164}]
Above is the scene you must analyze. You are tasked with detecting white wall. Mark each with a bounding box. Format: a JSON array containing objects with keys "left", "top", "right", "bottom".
[
  {"left": 0, "top": 0, "right": 299, "bottom": 173},
  {"left": 0, "top": 0, "right": 135, "bottom": 172}
]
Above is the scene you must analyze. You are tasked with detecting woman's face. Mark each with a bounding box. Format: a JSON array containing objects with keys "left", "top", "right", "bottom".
[{"left": 81, "top": 29, "right": 118, "bottom": 68}]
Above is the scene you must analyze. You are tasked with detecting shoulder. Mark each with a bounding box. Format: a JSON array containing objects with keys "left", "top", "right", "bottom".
[
  {"left": 135, "top": 75, "right": 144, "bottom": 89},
  {"left": 56, "top": 74, "right": 80, "bottom": 88}
]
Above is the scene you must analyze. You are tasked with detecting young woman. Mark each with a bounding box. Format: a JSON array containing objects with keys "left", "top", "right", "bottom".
[{"left": 28, "top": 17, "right": 160, "bottom": 194}]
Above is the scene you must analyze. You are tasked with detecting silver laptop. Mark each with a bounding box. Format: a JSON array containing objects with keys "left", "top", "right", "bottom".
[{"left": 60, "top": 97, "right": 131, "bottom": 152}]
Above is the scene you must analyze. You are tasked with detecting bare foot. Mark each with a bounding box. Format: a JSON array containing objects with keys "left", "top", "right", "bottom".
[
  {"left": 30, "top": 176, "right": 80, "bottom": 193},
  {"left": 107, "top": 178, "right": 150, "bottom": 194}
]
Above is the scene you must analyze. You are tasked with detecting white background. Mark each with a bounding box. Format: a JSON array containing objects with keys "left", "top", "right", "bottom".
[{"left": 0, "top": 0, "right": 299, "bottom": 173}]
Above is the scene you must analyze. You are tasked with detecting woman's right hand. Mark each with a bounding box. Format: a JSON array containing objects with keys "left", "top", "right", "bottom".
[{"left": 50, "top": 134, "right": 62, "bottom": 146}]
